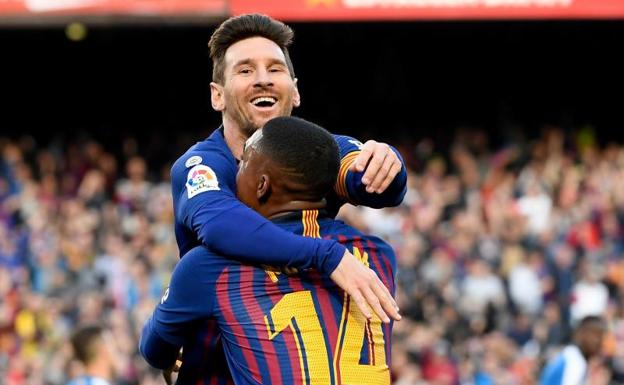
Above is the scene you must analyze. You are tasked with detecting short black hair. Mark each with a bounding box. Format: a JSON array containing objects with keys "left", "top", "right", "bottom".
[
  {"left": 257, "top": 116, "right": 339, "bottom": 200},
  {"left": 70, "top": 325, "right": 103, "bottom": 365},
  {"left": 577, "top": 315, "right": 605, "bottom": 330},
  {"left": 208, "top": 14, "right": 295, "bottom": 84}
]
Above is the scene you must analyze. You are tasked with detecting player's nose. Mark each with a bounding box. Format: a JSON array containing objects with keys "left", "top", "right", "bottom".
[{"left": 253, "top": 68, "right": 273, "bottom": 88}]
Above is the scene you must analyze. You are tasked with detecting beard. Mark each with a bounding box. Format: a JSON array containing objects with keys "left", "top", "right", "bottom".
[{"left": 223, "top": 88, "right": 295, "bottom": 139}]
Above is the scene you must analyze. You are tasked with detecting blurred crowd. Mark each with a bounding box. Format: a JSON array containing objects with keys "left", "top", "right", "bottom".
[
  {"left": 0, "top": 136, "right": 177, "bottom": 385},
  {"left": 2, "top": 126, "right": 624, "bottom": 385},
  {"left": 342, "top": 127, "right": 624, "bottom": 385}
]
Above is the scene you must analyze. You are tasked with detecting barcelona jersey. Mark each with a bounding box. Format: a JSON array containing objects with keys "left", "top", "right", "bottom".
[
  {"left": 170, "top": 127, "right": 406, "bottom": 262},
  {"left": 143, "top": 210, "right": 396, "bottom": 385}
]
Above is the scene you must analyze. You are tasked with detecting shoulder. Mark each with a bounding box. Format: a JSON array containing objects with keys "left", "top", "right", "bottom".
[
  {"left": 171, "top": 133, "right": 237, "bottom": 197},
  {"left": 172, "top": 141, "right": 232, "bottom": 175},
  {"left": 323, "top": 219, "right": 397, "bottom": 270},
  {"left": 562, "top": 345, "right": 587, "bottom": 366}
]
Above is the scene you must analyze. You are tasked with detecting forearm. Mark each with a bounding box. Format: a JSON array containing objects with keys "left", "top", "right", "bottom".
[
  {"left": 139, "top": 316, "right": 181, "bottom": 370},
  {"left": 193, "top": 200, "right": 345, "bottom": 275}
]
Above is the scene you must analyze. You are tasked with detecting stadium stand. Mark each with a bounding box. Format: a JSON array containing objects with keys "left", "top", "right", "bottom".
[{"left": 2, "top": 124, "right": 623, "bottom": 384}]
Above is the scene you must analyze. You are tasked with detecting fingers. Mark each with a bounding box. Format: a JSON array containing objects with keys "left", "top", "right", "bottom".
[
  {"left": 361, "top": 143, "right": 389, "bottom": 188},
  {"left": 330, "top": 251, "right": 401, "bottom": 324},
  {"left": 370, "top": 271, "right": 401, "bottom": 321},
  {"left": 350, "top": 140, "right": 377, "bottom": 173},
  {"left": 361, "top": 285, "right": 389, "bottom": 323},
  {"left": 377, "top": 160, "right": 402, "bottom": 194},
  {"left": 368, "top": 152, "right": 401, "bottom": 193},
  {"left": 348, "top": 140, "right": 402, "bottom": 194},
  {"left": 350, "top": 290, "right": 373, "bottom": 320}
]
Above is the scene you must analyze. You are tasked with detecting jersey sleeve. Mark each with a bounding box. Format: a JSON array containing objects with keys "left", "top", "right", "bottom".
[
  {"left": 332, "top": 135, "right": 407, "bottom": 209},
  {"left": 172, "top": 151, "right": 345, "bottom": 276},
  {"left": 139, "top": 247, "right": 217, "bottom": 369}
]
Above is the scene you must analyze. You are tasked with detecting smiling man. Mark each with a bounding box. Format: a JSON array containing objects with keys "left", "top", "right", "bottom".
[
  {"left": 162, "top": 13, "right": 406, "bottom": 382},
  {"left": 142, "top": 116, "right": 397, "bottom": 385}
]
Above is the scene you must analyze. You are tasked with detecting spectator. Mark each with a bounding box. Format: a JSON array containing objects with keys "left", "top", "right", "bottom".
[
  {"left": 3, "top": 124, "right": 624, "bottom": 385},
  {"left": 571, "top": 263, "right": 609, "bottom": 324},
  {"left": 539, "top": 316, "right": 606, "bottom": 385},
  {"left": 66, "top": 325, "right": 117, "bottom": 385}
]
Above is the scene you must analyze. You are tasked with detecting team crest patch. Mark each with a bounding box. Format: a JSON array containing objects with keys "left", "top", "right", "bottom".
[
  {"left": 186, "top": 164, "right": 219, "bottom": 198},
  {"left": 185, "top": 155, "right": 203, "bottom": 168}
]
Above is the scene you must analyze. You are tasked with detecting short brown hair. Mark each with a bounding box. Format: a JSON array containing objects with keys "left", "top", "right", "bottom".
[
  {"left": 71, "top": 325, "right": 103, "bottom": 365},
  {"left": 208, "top": 14, "right": 296, "bottom": 84}
]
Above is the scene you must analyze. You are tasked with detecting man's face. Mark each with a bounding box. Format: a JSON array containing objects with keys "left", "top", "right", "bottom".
[
  {"left": 213, "top": 37, "right": 300, "bottom": 137},
  {"left": 236, "top": 130, "right": 267, "bottom": 211},
  {"left": 577, "top": 323, "right": 606, "bottom": 358}
]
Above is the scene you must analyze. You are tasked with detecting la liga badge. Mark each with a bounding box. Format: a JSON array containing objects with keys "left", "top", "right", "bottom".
[{"left": 186, "top": 164, "right": 219, "bottom": 198}]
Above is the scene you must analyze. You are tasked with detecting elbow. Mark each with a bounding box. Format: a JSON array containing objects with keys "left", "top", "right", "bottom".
[
  {"left": 139, "top": 318, "right": 176, "bottom": 370},
  {"left": 138, "top": 336, "right": 158, "bottom": 369}
]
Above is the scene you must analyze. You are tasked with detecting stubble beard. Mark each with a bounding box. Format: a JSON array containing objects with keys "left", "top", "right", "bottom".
[
  {"left": 237, "top": 103, "right": 294, "bottom": 140},
  {"left": 226, "top": 90, "right": 295, "bottom": 139}
]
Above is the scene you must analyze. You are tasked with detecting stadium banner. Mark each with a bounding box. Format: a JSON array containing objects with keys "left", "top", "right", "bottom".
[
  {"left": 0, "top": 0, "right": 226, "bottom": 16},
  {"left": 230, "top": 0, "right": 624, "bottom": 20}
]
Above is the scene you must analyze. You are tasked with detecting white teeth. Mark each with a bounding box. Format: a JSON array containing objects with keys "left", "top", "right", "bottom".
[{"left": 251, "top": 97, "right": 277, "bottom": 106}]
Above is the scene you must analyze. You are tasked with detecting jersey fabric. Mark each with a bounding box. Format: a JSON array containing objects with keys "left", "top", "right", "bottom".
[
  {"left": 141, "top": 210, "right": 397, "bottom": 385},
  {"left": 170, "top": 128, "right": 406, "bottom": 274},
  {"left": 539, "top": 345, "right": 588, "bottom": 385}
]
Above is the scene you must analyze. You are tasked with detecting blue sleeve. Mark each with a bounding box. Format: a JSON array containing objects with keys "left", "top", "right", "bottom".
[
  {"left": 139, "top": 248, "right": 216, "bottom": 369},
  {"left": 332, "top": 135, "right": 407, "bottom": 209},
  {"left": 173, "top": 151, "right": 345, "bottom": 276}
]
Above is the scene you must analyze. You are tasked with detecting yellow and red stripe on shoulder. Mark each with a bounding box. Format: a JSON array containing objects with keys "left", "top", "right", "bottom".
[
  {"left": 302, "top": 209, "right": 321, "bottom": 239},
  {"left": 334, "top": 150, "right": 361, "bottom": 201}
]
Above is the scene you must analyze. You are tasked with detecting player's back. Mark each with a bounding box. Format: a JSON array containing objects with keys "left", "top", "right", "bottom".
[{"left": 213, "top": 210, "right": 396, "bottom": 385}]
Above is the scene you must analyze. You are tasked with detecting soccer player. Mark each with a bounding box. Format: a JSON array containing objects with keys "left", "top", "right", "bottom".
[
  {"left": 170, "top": 13, "right": 407, "bottom": 325},
  {"left": 539, "top": 316, "right": 606, "bottom": 385},
  {"left": 141, "top": 116, "right": 397, "bottom": 385},
  {"left": 66, "top": 325, "right": 116, "bottom": 385}
]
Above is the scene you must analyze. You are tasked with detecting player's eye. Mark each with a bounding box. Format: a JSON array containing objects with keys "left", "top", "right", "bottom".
[{"left": 239, "top": 68, "right": 252, "bottom": 74}]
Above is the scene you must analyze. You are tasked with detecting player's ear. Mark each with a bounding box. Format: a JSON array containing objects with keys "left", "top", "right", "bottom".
[
  {"left": 292, "top": 78, "right": 301, "bottom": 108},
  {"left": 257, "top": 174, "right": 270, "bottom": 202},
  {"left": 210, "top": 82, "right": 225, "bottom": 112}
]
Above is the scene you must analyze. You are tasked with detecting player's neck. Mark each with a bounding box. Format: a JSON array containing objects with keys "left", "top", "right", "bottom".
[
  {"left": 222, "top": 119, "right": 249, "bottom": 160},
  {"left": 265, "top": 199, "right": 326, "bottom": 220}
]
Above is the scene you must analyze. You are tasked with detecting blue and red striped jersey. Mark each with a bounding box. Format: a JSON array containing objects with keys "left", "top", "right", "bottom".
[
  {"left": 141, "top": 210, "right": 396, "bottom": 385},
  {"left": 170, "top": 127, "right": 406, "bottom": 264}
]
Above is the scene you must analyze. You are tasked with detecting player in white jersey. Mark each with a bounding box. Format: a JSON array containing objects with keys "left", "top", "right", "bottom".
[{"left": 539, "top": 316, "right": 606, "bottom": 385}]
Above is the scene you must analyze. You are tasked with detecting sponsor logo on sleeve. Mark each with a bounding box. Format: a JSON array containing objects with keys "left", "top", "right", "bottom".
[
  {"left": 185, "top": 155, "right": 203, "bottom": 168},
  {"left": 186, "top": 164, "right": 220, "bottom": 198}
]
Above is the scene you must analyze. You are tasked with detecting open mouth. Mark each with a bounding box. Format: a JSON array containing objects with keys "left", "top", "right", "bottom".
[{"left": 250, "top": 96, "right": 277, "bottom": 108}]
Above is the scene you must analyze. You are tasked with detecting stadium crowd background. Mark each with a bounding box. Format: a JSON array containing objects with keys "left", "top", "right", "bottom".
[{"left": 2, "top": 123, "right": 624, "bottom": 385}]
